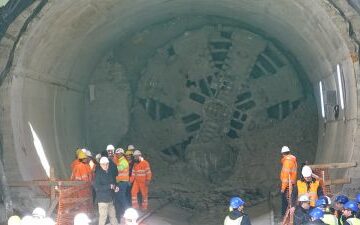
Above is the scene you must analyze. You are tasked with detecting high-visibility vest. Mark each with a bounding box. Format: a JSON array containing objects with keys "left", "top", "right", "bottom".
[
  {"left": 116, "top": 156, "right": 129, "bottom": 182},
  {"left": 347, "top": 218, "right": 360, "bottom": 225},
  {"left": 280, "top": 154, "right": 297, "bottom": 191},
  {"left": 71, "top": 163, "right": 92, "bottom": 181},
  {"left": 322, "top": 214, "right": 339, "bottom": 225},
  {"left": 130, "top": 159, "right": 152, "bottom": 183},
  {"left": 297, "top": 179, "right": 319, "bottom": 207}
]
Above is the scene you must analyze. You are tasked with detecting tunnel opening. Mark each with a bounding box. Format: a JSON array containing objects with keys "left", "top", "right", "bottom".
[{"left": 0, "top": 0, "right": 359, "bottom": 224}]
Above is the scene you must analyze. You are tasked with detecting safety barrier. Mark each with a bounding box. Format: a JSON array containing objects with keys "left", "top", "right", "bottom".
[{"left": 56, "top": 182, "right": 93, "bottom": 225}]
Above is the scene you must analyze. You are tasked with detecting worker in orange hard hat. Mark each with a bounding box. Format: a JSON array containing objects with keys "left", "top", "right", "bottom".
[
  {"left": 280, "top": 145, "right": 298, "bottom": 216},
  {"left": 71, "top": 151, "right": 92, "bottom": 182},
  {"left": 130, "top": 150, "right": 152, "bottom": 211}
]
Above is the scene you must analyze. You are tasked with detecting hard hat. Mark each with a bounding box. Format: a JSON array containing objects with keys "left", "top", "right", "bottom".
[
  {"left": 335, "top": 194, "right": 349, "bottom": 204},
  {"left": 123, "top": 208, "right": 139, "bottom": 220},
  {"left": 99, "top": 157, "right": 109, "bottom": 164},
  {"left": 95, "top": 154, "right": 101, "bottom": 160},
  {"left": 74, "top": 213, "right": 91, "bottom": 225},
  {"left": 85, "top": 150, "right": 92, "bottom": 157},
  {"left": 106, "top": 144, "right": 115, "bottom": 151},
  {"left": 42, "top": 217, "right": 55, "bottom": 225},
  {"left": 281, "top": 146, "right": 290, "bottom": 153},
  {"left": 8, "top": 215, "right": 21, "bottom": 225},
  {"left": 315, "top": 198, "right": 327, "bottom": 208},
  {"left": 115, "top": 148, "right": 125, "bottom": 154},
  {"left": 229, "top": 197, "right": 245, "bottom": 209},
  {"left": 20, "top": 216, "right": 33, "bottom": 225},
  {"left": 356, "top": 193, "right": 360, "bottom": 203},
  {"left": 318, "top": 195, "right": 331, "bottom": 205},
  {"left": 309, "top": 208, "right": 324, "bottom": 220},
  {"left": 301, "top": 166, "right": 312, "bottom": 178},
  {"left": 298, "top": 195, "right": 310, "bottom": 202},
  {"left": 133, "top": 150, "right": 142, "bottom": 156},
  {"left": 344, "top": 200, "right": 359, "bottom": 213},
  {"left": 32, "top": 207, "right": 46, "bottom": 218},
  {"left": 81, "top": 148, "right": 87, "bottom": 153},
  {"left": 125, "top": 150, "right": 134, "bottom": 156},
  {"left": 128, "top": 145, "right": 135, "bottom": 150},
  {"left": 77, "top": 151, "right": 87, "bottom": 160},
  {"left": 76, "top": 148, "right": 82, "bottom": 156}
]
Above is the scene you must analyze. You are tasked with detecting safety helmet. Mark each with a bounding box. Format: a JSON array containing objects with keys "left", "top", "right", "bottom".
[
  {"left": 318, "top": 195, "right": 331, "bottom": 205},
  {"left": 281, "top": 146, "right": 290, "bottom": 154},
  {"left": 20, "top": 216, "right": 33, "bottom": 225},
  {"left": 123, "top": 208, "right": 139, "bottom": 220},
  {"left": 125, "top": 150, "right": 134, "bottom": 156},
  {"left": 115, "top": 148, "right": 125, "bottom": 154},
  {"left": 77, "top": 151, "right": 87, "bottom": 160},
  {"left": 344, "top": 200, "right": 359, "bottom": 213},
  {"left": 298, "top": 195, "right": 310, "bottom": 202},
  {"left": 356, "top": 193, "right": 360, "bottom": 203},
  {"left": 99, "top": 157, "right": 109, "bottom": 164},
  {"left": 128, "top": 145, "right": 135, "bottom": 150},
  {"left": 106, "top": 144, "right": 115, "bottom": 151},
  {"left": 74, "top": 213, "right": 91, "bottom": 225},
  {"left": 75, "top": 148, "right": 82, "bottom": 156},
  {"left": 32, "top": 207, "right": 46, "bottom": 218},
  {"left": 229, "top": 197, "right": 245, "bottom": 209},
  {"left": 81, "top": 148, "right": 87, "bottom": 153},
  {"left": 8, "top": 215, "right": 21, "bottom": 225},
  {"left": 301, "top": 166, "right": 312, "bottom": 178},
  {"left": 309, "top": 208, "right": 324, "bottom": 220},
  {"left": 335, "top": 194, "right": 349, "bottom": 204},
  {"left": 133, "top": 150, "right": 142, "bottom": 156},
  {"left": 85, "top": 150, "right": 92, "bottom": 157},
  {"left": 315, "top": 198, "right": 327, "bottom": 208}
]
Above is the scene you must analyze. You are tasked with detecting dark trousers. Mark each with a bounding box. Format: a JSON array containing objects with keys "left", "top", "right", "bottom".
[
  {"left": 281, "top": 188, "right": 290, "bottom": 216},
  {"left": 115, "top": 181, "right": 130, "bottom": 220}
]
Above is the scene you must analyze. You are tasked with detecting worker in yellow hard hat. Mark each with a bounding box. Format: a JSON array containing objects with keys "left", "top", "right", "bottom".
[
  {"left": 71, "top": 148, "right": 82, "bottom": 171},
  {"left": 71, "top": 151, "right": 92, "bottom": 181}
]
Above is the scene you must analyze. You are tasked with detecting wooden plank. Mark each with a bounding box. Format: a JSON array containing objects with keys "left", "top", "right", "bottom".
[
  {"left": 324, "top": 178, "right": 351, "bottom": 185},
  {"left": 309, "top": 162, "right": 357, "bottom": 169},
  {"left": 50, "top": 167, "right": 56, "bottom": 207},
  {"left": 8, "top": 180, "right": 87, "bottom": 187}
]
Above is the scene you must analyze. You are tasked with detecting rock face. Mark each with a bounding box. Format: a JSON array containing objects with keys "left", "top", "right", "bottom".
[{"left": 85, "top": 20, "right": 318, "bottom": 219}]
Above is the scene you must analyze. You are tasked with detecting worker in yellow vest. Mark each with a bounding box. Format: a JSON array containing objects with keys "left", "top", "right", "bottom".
[
  {"left": 292, "top": 165, "right": 323, "bottom": 207},
  {"left": 114, "top": 148, "right": 130, "bottom": 220}
]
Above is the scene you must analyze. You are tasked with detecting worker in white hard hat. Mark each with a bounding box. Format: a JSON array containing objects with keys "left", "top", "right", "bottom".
[
  {"left": 74, "top": 213, "right": 91, "bottom": 225},
  {"left": 280, "top": 145, "right": 298, "bottom": 216},
  {"left": 107, "top": 144, "right": 115, "bottom": 159},
  {"left": 8, "top": 215, "right": 21, "bottom": 225},
  {"left": 123, "top": 208, "right": 139, "bottom": 225},
  {"left": 294, "top": 195, "right": 311, "bottom": 225},
  {"left": 292, "top": 165, "right": 323, "bottom": 208},
  {"left": 130, "top": 150, "right": 152, "bottom": 211},
  {"left": 94, "top": 157, "right": 119, "bottom": 225}
]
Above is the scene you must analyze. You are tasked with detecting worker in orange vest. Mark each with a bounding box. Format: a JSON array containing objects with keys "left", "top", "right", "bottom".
[
  {"left": 280, "top": 145, "right": 298, "bottom": 216},
  {"left": 71, "top": 151, "right": 93, "bottom": 182},
  {"left": 130, "top": 150, "right": 152, "bottom": 211},
  {"left": 71, "top": 148, "right": 83, "bottom": 171}
]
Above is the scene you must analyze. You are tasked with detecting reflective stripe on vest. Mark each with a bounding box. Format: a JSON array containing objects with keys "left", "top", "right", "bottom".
[
  {"left": 116, "top": 157, "right": 129, "bottom": 182},
  {"left": 322, "top": 214, "right": 338, "bottom": 225},
  {"left": 297, "top": 180, "right": 319, "bottom": 207},
  {"left": 347, "top": 218, "right": 360, "bottom": 225}
]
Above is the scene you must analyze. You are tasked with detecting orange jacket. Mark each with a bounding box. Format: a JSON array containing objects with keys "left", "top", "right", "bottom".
[
  {"left": 71, "top": 159, "right": 80, "bottom": 171},
  {"left": 71, "top": 162, "right": 93, "bottom": 182},
  {"left": 280, "top": 154, "right": 297, "bottom": 191},
  {"left": 130, "top": 159, "right": 152, "bottom": 183}
]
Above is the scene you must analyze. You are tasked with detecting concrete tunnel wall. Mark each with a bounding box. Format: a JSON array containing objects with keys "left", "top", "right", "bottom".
[{"left": 0, "top": 0, "right": 360, "bottom": 212}]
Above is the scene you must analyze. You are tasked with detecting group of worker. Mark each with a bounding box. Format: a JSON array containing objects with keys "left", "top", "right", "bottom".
[
  {"left": 70, "top": 144, "right": 152, "bottom": 225},
  {"left": 280, "top": 145, "right": 360, "bottom": 225}
]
